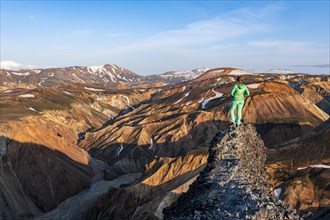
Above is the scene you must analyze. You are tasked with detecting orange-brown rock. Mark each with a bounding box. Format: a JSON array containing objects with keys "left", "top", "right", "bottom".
[{"left": 266, "top": 120, "right": 330, "bottom": 215}]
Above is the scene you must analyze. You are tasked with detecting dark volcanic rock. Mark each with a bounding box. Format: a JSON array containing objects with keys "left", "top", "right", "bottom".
[{"left": 163, "top": 124, "right": 302, "bottom": 220}]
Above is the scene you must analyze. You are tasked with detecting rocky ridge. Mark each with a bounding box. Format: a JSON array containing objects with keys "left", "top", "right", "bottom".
[{"left": 163, "top": 124, "right": 301, "bottom": 219}]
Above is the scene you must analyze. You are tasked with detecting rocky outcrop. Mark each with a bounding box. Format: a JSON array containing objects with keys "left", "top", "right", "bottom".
[{"left": 163, "top": 124, "right": 301, "bottom": 219}]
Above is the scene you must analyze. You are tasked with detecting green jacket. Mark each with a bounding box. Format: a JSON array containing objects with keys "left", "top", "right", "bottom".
[{"left": 230, "top": 83, "right": 250, "bottom": 101}]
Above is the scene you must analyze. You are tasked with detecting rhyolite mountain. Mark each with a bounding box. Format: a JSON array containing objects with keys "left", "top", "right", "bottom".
[
  {"left": 0, "top": 66, "right": 329, "bottom": 219},
  {"left": 266, "top": 119, "right": 330, "bottom": 218},
  {"left": 0, "top": 64, "right": 209, "bottom": 88}
]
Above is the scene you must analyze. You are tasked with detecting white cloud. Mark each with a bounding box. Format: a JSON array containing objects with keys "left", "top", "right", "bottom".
[
  {"left": 232, "top": 4, "right": 286, "bottom": 19},
  {"left": 247, "top": 40, "right": 326, "bottom": 55},
  {"left": 103, "top": 6, "right": 278, "bottom": 74},
  {"left": 111, "top": 4, "right": 285, "bottom": 54},
  {"left": 0, "top": 61, "right": 37, "bottom": 70},
  {"left": 101, "top": 4, "right": 293, "bottom": 74},
  {"left": 248, "top": 40, "right": 313, "bottom": 48},
  {"left": 111, "top": 17, "right": 266, "bottom": 55}
]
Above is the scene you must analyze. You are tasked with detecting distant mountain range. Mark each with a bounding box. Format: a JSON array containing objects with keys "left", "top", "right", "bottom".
[
  {"left": 1, "top": 61, "right": 314, "bottom": 89},
  {"left": 0, "top": 62, "right": 211, "bottom": 87}
]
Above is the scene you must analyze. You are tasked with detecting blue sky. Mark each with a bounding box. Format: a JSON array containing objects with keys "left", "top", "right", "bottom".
[{"left": 1, "top": 0, "right": 329, "bottom": 75}]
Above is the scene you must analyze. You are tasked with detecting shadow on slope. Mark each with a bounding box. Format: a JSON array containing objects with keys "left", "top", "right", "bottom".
[
  {"left": 1, "top": 136, "right": 93, "bottom": 214},
  {"left": 80, "top": 164, "right": 206, "bottom": 220}
]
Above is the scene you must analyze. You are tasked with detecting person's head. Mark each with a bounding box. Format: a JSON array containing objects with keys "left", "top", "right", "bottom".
[{"left": 237, "top": 76, "right": 243, "bottom": 84}]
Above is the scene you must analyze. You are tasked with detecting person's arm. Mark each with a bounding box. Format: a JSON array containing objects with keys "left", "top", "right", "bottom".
[
  {"left": 230, "top": 85, "right": 236, "bottom": 96},
  {"left": 244, "top": 85, "right": 250, "bottom": 96}
]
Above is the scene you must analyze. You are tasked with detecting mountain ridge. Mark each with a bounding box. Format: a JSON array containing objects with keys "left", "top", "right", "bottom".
[
  {"left": 0, "top": 62, "right": 210, "bottom": 87},
  {"left": 163, "top": 124, "right": 302, "bottom": 219}
]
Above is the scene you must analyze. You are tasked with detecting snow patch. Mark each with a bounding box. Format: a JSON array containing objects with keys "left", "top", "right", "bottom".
[
  {"left": 284, "top": 75, "right": 297, "bottom": 80},
  {"left": 229, "top": 70, "right": 256, "bottom": 76},
  {"left": 87, "top": 65, "right": 105, "bottom": 74},
  {"left": 160, "top": 69, "right": 206, "bottom": 80},
  {"left": 19, "top": 94, "right": 35, "bottom": 98},
  {"left": 106, "top": 70, "right": 117, "bottom": 82},
  {"left": 84, "top": 87, "right": 107, "bottom": 92},
  {"left": 297, "top": 164, "right": 330, "bottom": 170},
  {"left": 185, "top": 101, "right": 192, "bottom": 106},
  {"left": 88, "top": 65, "right": 117, "bottom": 82},
  {"left": 201, "top": 89, "right": 223, "bottom": 109},
  {"left": 123, "top": 95, "right": 135, "bottom": 109},
  {"left": 38, "top": 77, "right": 47, "bottom": 86},
  {"left": 103, "top": 77, "right": 109, "bottom": 83},
  {"left": 63, "top": 91, "right": 74, "bottom": 96},
  {"left": 27, "top": 107, "right": 37, "bottom": 112},
  {"left": 247, "top": 83, "right": 261, "bottom": 89},
  {"left": 310, "top": 164, "right": 330, "bottom": 169},
  {"left": 2, "top": 90, "right": 13, "bottom": 93},
  {"left": 117, "top": 144, "right": 124, "bottom": 156},
  {"left": 11, "top": 71, "right": 31, "bottom": 76},
  {"left": 174, "top": 92, "right": 191, "bottom": 104},
  {"left": 274, "top": 188, "right": 282, "bottom": 197},
  {"left": 117, "top": 74, "right": 129, "bottom": 81},
  {"left": 72, "top": 73, "right": 86, "bottom": 83},
  {"left": 148, "top": 137, "right": 154, "bottom": 150}
]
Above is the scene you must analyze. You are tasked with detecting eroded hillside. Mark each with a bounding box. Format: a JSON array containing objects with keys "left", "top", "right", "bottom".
[{"left": 0, "top": 68, "right": 329, "bottom": 219}]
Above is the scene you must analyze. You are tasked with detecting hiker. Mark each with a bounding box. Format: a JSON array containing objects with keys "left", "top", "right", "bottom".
[{"left": 230, "top": 76, "right": 250, "bottom": 127}]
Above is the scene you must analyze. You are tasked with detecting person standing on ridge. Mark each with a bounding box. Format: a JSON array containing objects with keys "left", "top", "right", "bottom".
[{"left": 230, "top": 76, "right": 250, "bottom": 127}]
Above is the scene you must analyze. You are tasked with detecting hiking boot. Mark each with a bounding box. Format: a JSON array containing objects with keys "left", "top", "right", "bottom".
[{"left": 230, "top": 122, "right": 236, "bottom": 129}]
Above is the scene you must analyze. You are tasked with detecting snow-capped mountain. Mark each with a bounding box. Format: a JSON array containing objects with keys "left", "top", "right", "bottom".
[
  {"left": 85, "top": 64, "right": 142, "bottom": 83},
  {"left": 144, "top": 68, "right": 209, "bottom": 84},
  {"left": 0, "top": 64, "right": 143, "bottom": 87},
  {"left": 161, "top": 68, "right": 209, "bottom": 80},
  {"left": 0, "top": 64, "right": 210, "bottom": 87}
]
